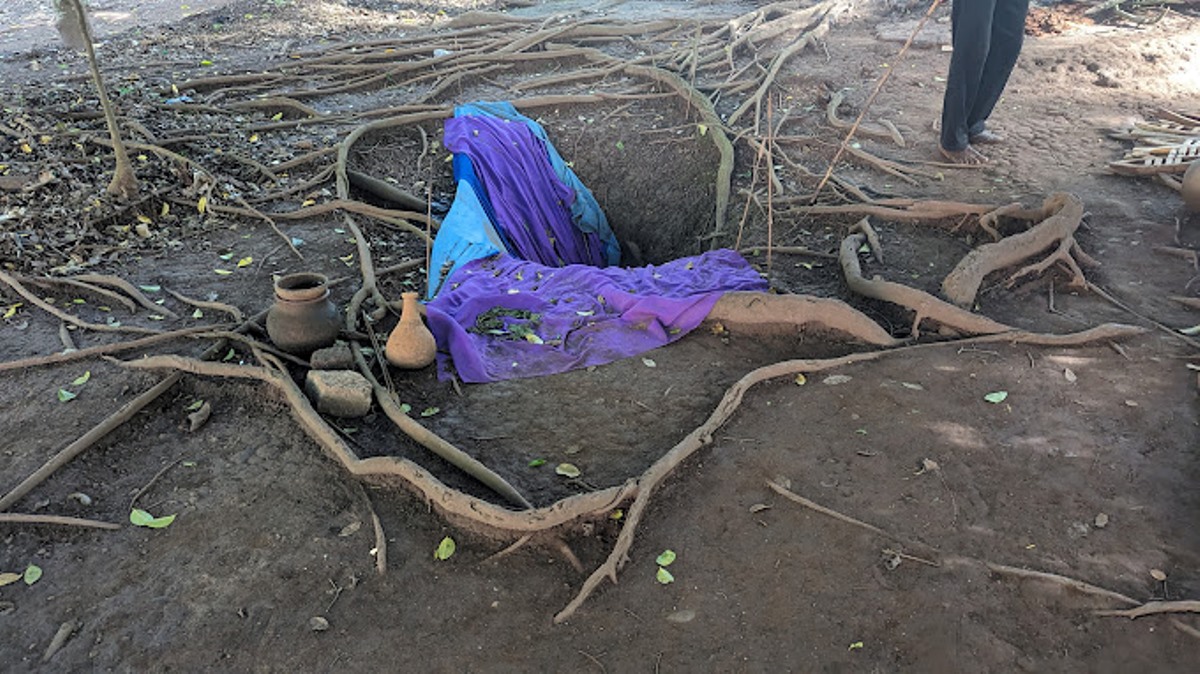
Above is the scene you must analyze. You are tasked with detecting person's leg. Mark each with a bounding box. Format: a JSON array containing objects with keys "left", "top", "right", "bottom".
[
  {"left": 940, "top": 0, "right": 997, "bottom": 163},
  {"left": 966, "top": 0, "right": 1031, "bottom": 140}
]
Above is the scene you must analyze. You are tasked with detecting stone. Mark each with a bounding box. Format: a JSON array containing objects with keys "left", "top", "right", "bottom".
[
  {"left": 309, "top": 341, "right": 354, "bottom": 370},
  {"left": 304, "top": 370, "right": 372, "bottom": 418}
]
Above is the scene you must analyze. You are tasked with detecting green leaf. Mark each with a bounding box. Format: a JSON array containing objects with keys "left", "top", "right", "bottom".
[
  {"left": 23, "top": 564, "right": 42, "bottom": 585},
  {"left": 655, "top": 550, "right": 676, "bottom": 567},
  {"left": 138, "top": 284, "right": 161, "bottom": 293},
  {"left": 185, "top": 399, "right": 205, "bottom": 411},
  {"left": 222, "top": 348, "right": 237, "bottom": 362},
  {"left": 615, "top": 140, "right": 625, "bottom": 151},
  {"left": 57, "top": 389, "right": 77, "bottom": 402},
  {"left": 399, "top": 403, "right": 412, "bottom": 415},
  {"left": 555, "top": 463, "right": 581, "bottom": 478},
  {"left": 192, "top": 308, "right": 204, "bottom": 319},
  {"left": 656, "top": 566, "right": 674, "bottom": 584},
  {"left": 983, "top": 391, "right": 1008, "bottom": 404},
  {"left": 528, "top": 458, "right": 546, "bottom": 468},
  {"left": 434, "top": 536, "right": 456, "bottom": 560},
  {"left": 71, "top": 371, "right": 91, "bottom": 386},
  {"left": 130, "top": 508, "right": 176, "bottom": 529},
  {"left": 420, "top": 407, "right": 440, "bottom": 417},
  {"left": 0, "top": 572, "right": 21, "bottom": 587},
  {"left": 848, "top": 641, "right": 864, "bottom": 651}
]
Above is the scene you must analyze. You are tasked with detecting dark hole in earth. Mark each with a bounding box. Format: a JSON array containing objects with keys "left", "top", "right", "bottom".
[{"left": 346, "top": 97, "right": 722, "bottom": 269}]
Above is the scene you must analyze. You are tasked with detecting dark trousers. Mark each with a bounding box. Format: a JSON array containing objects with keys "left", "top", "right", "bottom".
[{"left": 939, "top": 0, "right": 1030, "bottom": 151}]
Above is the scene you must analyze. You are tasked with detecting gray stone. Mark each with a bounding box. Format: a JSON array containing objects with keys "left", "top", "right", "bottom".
[
  {"left": 304, "top": 370, "right": 373, "bottom": 418},
  {"left": 309, "top": 341, "right": 354, "bottom": 370}
]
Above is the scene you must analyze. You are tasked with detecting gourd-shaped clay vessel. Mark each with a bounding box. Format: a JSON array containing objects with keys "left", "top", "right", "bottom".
[
  {"left": 385, "top": 292, "right": 437, "bottom": 369},
  {"left": 266, "top": 272, "right": 341, "bottom": 354}
]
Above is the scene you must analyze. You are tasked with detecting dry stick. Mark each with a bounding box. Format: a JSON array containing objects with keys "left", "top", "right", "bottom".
[
  {"left": 738, "top": 246, "right": 837, "bottom": 260},
  {"left": 0, "top": 373, "right": 181, "bottom": 512},
  {"left": 952, "top": 559, "right": 1142, "bottom": 606},
  {"left": 768, "top": 480, "right": 940, "bottom": 557},
  {"left": 0, "top": 513, "right": 121, "bottom": 530},
  {"left": 74, "top": 274, "right": 180, "bottom": 318},
  {"left": 811, "top": 0, "right": 944, "bottom": 200},
  {"left": 0, "top": 324, "right": 227, "bottom": 373},
  {"left": 355, "top": 484, "right": 388, "bottom": 575},
  {"left": 129, "top": 456, "right": 186, "bottom": 510},
  {"left": 231, "top": 194, "right": 304, "bottom": 261},
  {"left": 0, "top": 270, "right": 162, "bottom": 335},
  {"left": 164, "top": 288, "right": 245, "bottom": 323},
  {"left": 1095, "top": 601, "right": 1200, "bottom": 619},
  {"left": 58, "top": 322, "right": 77, "bottom": 352},
  {"left": 1172, "top": 619, "right": 1200, "bottom": 641}
]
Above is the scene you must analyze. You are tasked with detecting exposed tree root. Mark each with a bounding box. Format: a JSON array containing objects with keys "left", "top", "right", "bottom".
[
  {"left": 840, "top": 232, "right": 1011, "bottom": 338},
  {"left": 0, "top": 325, "right": 230, "bottom": 373},
  {"left": 1096, "top": 601, "right": 1200, "bottom": 619},
  {"left": 0, "top": 513, "right": 121, "bottom": 530},
  {"left": 942, "top": 193, "right": 1092, "bottom": 307},
  {"left": 0, "top": 270, "right": 162, "bottom": 335},
  {"left": 0, "top": 373, "right": 181, "bottom": 512},
  {"left": 708, "top": 292, "right": 899, "bottom": 346}
]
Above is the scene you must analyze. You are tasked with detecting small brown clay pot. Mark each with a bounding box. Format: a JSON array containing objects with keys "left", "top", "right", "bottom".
[
  {"left": 385, "top": 292, "right": 437, "bottom": 369},
  {"left": 266, "top": 272, "right": 341, "bottom": 354}
]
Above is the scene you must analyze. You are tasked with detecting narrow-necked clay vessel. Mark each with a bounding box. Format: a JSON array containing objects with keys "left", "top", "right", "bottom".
[
  {"left": 266, "top": 272, "right": 341, "bottom": 354},
  {"left": 385, "top": 292, "right": 437, "bottom": 369}
]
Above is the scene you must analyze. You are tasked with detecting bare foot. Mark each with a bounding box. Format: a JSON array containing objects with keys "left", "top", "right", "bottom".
[
  {"left": 969, "top": 129, "right": 1005, "bottom": 145},
  {"left": 939, "top": 145, "right": 988, "bottom": 165}
]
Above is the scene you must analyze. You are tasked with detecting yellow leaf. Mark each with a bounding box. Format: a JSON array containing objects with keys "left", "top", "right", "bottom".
[
  {"left": 20, "top": 143, "right": 32, "bottom": 154},
  {"left": 214, "top": 269, "right": 233, "bottom": 276},
  {"left": 137, "top": 154, "right": 148, "bottom": 162},
  {"left": 39, "top": 135, "right": 52, "bottom": 144},
  {"left": 197, "top": 195, "right": 208, "bottom": 214},
  {"left": 301, "top": 199, "right": 315, "bottom": 207},
  {"left": 236, "top": 256, "right": 253, "bottom": 267},
  {"left": 271, "top": 112, "right": 283, "bottom": 121},
  {"left": 161, "top": 203, "right": 170, "bottom": 217},
  {"left": 171, "top": 83, "right": 180, "bottom": 96},
  {"left": 136, "top": 213, "right": 152, "bottom": 224},
  {"left": 697, "top": 123, "right": 708, "bottom": 136},
  {"left": 2, "top": 303, "right": 21, "bottom": 319},
  {"left": 249, "top": 133, "right": 260, "bottom": 143},
  {"left": 0, "top": 572, "right": 22, "bottom": 587}
]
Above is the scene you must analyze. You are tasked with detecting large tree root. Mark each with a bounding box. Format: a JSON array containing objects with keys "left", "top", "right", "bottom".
[
  {"left": 942, "top": 193, "right": 1094, "bottom": 307},
  {"left": 840, "top": 232, "right": 1011, "bottom": 337}
]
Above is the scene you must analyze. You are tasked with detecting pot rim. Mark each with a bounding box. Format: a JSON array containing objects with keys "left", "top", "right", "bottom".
[{"left": 274, "top": 272, "right": 329, "bottom": 302}]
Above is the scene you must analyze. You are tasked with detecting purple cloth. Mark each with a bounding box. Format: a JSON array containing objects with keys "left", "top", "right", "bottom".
[
  {"left": 426, "top": 249, "right": 767, "bottom": 383},
  {"left": 443, "top": 115, "right": 606, "bottom": 268}
]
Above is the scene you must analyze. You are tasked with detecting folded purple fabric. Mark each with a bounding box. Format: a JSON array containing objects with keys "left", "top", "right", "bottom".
[
  {"left": 443, "top": 114, "right": 606, "bottom": 268},
  {"left": 426, "top": 249, "right": 767, "bottom": 382}
]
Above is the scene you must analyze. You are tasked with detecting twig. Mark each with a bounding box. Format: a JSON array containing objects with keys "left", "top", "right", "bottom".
[
  {"left": 767, "top": 479, "right": 888, "bottom": 537},
  {"left": 362, "top": 486, "right": 387, "bottom": 575},
  {"left": 955, "top": 559, "right": 1140, "bottom": 606},
  {"left": 129, "top": 456, "right": 186, "bottom": 511},
  {"left": 164, "top": 288, "right": 245, "bottom": 323},
  {"left": 231, "top": 193, "right": 305, "bottom": 261},
  {"left": 0, "top": 513, "right": 121, "bottom": 530}
]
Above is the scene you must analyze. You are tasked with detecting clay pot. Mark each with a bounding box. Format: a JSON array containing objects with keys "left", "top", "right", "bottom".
[
  {"left": 266, "top": 272, "right": 341, "bottom": 354},
  {"left": 385, "top": 292, "right": 437, "bottom": 369},
  {"left": 1182, "top": 160, "right": 1200, "bottom": 213}
]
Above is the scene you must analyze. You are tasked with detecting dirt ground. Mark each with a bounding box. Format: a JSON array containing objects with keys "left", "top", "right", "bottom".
[{"left": 2, "top": 0, "right": 1199, "bottom": 671}]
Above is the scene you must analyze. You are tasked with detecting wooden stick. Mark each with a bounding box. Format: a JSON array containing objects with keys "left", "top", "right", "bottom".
[
  {"left": 74, "top": 273, "right": 181, "bottom": 318},
  {"left": 0, "top": 513, "right": 121, "bottom": 530}
]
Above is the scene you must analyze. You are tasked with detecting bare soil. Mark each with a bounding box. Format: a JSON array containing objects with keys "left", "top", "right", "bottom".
[{"left": 2, "top": 1, "right": 1199, "bottom": 671}]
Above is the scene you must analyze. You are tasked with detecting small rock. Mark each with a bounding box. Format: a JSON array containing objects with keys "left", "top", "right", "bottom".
[
  {"left": 309, "top": 616, "right": 330, "bottom": 632},
  {"left": 1094, "top": 513, "right": 1109, "bottom": 529},
  {"left": 666, "top": 609, "right": 696, "bottom": 624},
  {"left": 305, "top": 370, "right": 373, "bottom": 418},
  {"left": 1067, "top": 522, "right": 1090, "bottom": 539},
  {"left": 1150, "top": 568, "right": 1167, "bottom": 582},
  {"left": 310, "top": 342, "right": 354, "bottom": 370}
]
